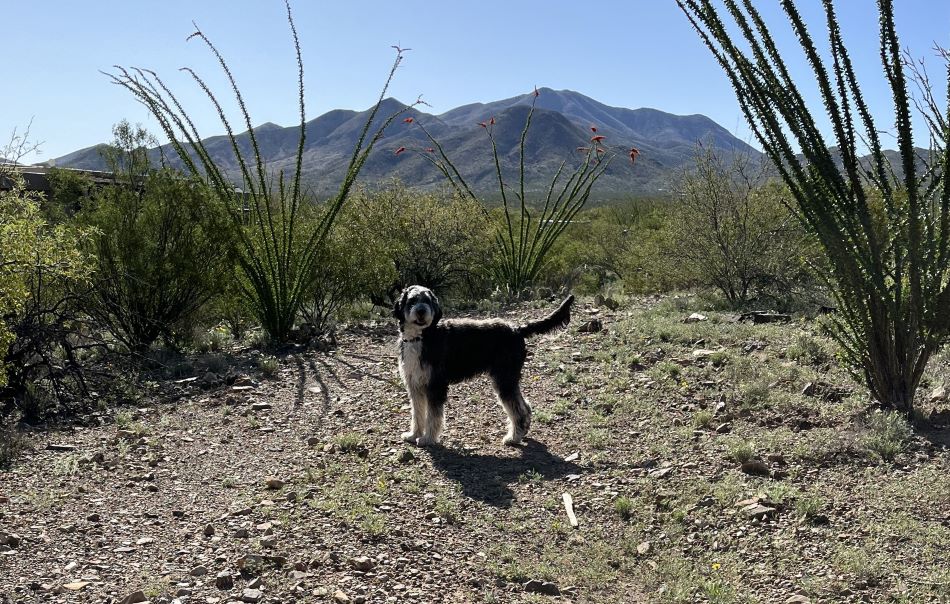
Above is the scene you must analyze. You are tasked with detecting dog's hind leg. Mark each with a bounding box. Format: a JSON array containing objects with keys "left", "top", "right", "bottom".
[
  {"left": 418, "top": 380, "right": 448, "bottom": 446},
  {"left": 493, "top": 378, "right": 532, "bottom": 446},
  {"left": 402, "top": 387, "right": 428, "bottom": 444}
]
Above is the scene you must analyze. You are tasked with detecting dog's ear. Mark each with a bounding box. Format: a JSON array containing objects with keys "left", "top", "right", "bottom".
[{"left": 392, "top": 287, "right": 409, "bottom": 321}]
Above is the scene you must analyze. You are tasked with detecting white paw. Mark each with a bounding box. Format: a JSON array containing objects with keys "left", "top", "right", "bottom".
[
  {"left": 416, "top": 435, "right": 439, "bottom": 447},
  {"left": 503, "top": 433, "right": 524, "bottom": 446},
  {"left": 401, "top": 431, "right": 419, "bottom": 443}
]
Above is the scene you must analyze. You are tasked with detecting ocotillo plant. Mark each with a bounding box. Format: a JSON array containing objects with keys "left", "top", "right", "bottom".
[
  {"left": 678, "top": 0, "right": 950, "bottom": 413},
  {"left": 402, "top": 90, "right": 627, "bottom": 296},
  {"left": 109, "top": 2, "right": 414, "bottom": 342}
]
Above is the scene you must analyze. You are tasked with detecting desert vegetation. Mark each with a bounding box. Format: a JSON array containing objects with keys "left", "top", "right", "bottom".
[{"left": 1, "top": 1, "right": 949, "bottom": 603}]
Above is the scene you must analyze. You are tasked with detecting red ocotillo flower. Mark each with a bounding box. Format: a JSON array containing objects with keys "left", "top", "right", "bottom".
[
  {"left": 629, "top": 147, "right": 640, "bottom": 164},
  {"left": 395, "top": 147, "right": 406, "bottom": 155},
  {"left": 596, "top": 147, "right": 606, "bottom": 154},
  {"left": 479, "top": 121, "right": 488, "bottom": 128},
  {"left": 590, "top": 125, "right": 598, "bottom": 133},
  {"left": 489, "top": 116, "right": 495, "bottom": 125},
  {"left": 403, "top": 117, "right": 414, "bottom": 123},
  {"left": 591, "top": 135, "right": 605, "bottom": 142},
  {"left": 533, "top": 86, "right": 540, "bottom": 97}
]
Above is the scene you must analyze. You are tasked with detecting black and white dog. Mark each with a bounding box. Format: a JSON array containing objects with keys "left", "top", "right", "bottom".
[{"left": 394, "top": 285, "right": 574, "bottom": 446}]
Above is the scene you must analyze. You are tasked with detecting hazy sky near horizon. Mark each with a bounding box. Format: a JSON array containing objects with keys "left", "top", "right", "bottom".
[{"left": 4, "top": 1, "right": 950, "bottom": 163}]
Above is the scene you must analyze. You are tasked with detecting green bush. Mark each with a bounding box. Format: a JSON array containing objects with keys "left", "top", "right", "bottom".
[
  {"left": 299, "top": 199, "right": 398, "bottom": 331},
  {"left": 76, "top": 122, "right": 228, "bottom": 353},
  {"left": 544, "top": 198, "right": 684, "bottom": 295},
  {"left": 349, "top": 183, "right": 494, "bottom": 303},
  {"left": 664, "top": 149, "right": 818, "bottom": 309},
  {"left": 1, "top": 142, "right": 92, "bottom": 419}
]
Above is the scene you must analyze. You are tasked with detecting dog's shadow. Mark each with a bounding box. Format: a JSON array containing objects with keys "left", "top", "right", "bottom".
[{"left": 425, "top": 439, "right": 585, "bottom": 508}]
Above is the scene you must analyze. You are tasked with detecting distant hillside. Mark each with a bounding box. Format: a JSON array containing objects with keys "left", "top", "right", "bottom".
[{"left": 53, "top": 89, "right": 760, "bottom": 197}]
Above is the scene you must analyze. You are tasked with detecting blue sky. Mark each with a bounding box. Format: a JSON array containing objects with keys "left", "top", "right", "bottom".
[{"left": 4, "top": 1, "right": 950, "bottom": 163}]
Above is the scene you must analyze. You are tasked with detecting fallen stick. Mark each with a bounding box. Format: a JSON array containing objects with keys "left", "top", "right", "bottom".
[{"left": 562, "top": 492, "right": 578, "bottom": 528}]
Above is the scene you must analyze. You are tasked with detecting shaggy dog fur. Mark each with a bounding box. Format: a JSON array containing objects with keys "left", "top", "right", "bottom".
[{"left": 394, "top": 285, "right": 574, "bottom": 446}]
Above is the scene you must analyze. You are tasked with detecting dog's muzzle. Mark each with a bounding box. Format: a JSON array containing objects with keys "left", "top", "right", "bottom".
[{"left": 408, "top": 303, "right": 432, "bottom": 327}]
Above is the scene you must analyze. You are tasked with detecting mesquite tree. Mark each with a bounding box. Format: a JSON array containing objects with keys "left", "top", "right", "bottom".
[{"left": 678, "top": 0, "right": 950, "bottom": 413}]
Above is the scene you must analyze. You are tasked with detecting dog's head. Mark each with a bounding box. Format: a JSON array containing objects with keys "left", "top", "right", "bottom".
[{"left": 393, "top": 285, "right": 442, "bottom": 336}]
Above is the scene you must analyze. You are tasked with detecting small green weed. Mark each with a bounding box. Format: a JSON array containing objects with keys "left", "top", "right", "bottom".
[{"left": 862, "top": 411, "right": 912, "bottom": 462}]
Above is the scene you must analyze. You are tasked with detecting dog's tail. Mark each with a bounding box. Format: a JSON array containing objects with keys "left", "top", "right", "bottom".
[{"left": 518, "top": 295, "right": 575, "bottom": 338}]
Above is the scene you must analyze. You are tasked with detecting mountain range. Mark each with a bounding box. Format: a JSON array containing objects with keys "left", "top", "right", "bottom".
[{"left": 51, "top": 88, "right": 758, "bottom": 197}]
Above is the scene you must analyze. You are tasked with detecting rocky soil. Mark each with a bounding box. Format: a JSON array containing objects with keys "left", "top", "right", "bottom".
[{"left": 1, "top": 296, "right": 948, "bottom": 603}]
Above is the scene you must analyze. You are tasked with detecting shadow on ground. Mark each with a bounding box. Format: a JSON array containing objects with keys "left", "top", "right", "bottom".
[{"left": 426, "top": 439, "right": 585, "bottom": 508}]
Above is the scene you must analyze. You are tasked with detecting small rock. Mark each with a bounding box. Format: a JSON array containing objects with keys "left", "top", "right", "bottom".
[
  {"left": 286, "top": 491, "right": 298, "bottom": 503},
  {"left": 47, "top": 443, "right": 77, "bottom": 452},
  {"left": 524, "top": 579, "right": 561, "bottom": 596},
  {"left": 260, "top": 536, "right": 277, "bottom": 549},
  {"left": 202, "top": 524, "right": 215, "bottom": 537},
  {"left": 265, "top": 477, "right": 285, "bottom": 490},
  {"left": 0, "top": 533, "right": 20, "bottom": 549},
  {"left": 577, "top": 318, "right": 603, "bottom": 333},
  {"left": 215, "top": 571, "right": 233, "bottom": 590},
  {"left": 333, "top": 589, "right": 351, "bottom": 603},
  {"left": 743, "top": 503, "right": 778, "bottom": 519},
  {"left": 86, "top": 513, "right": 101, "bottom": 523},
  {"left": 648, "top": 467, "right": 673, "bottom": 479},
  {"left": 740, "top": 459, "right": 770, "bottom": 476},
  {"left": 62, "top": 581, "right": 91, "bottom": 591},
  {"left": 119, "top": 591, "right": 149, "bottom": 604},
  {"left": 684, "top": 312, "right": 707, "bottom": 323},
  {"left": 929, "top": 385, "right": 947, "bottom": 403},
  {"left": 396, "top": 449, "right": 414, "bottom": 463},
  {"left": 714, "top": 422, "right": 732, "bottom": 434},
  {"left": 349, "top": 556, "right": 375, "bottom": 572},
  {"left": 766, "top": 453, "right": 785, "bottom": 464},
  {"left": 190, "top": 565, "right": 208, "bottom": 577},
  {"left": 233, "top": 528, "right": 249, "bottom": 538},
  {"left": 306, "top": 436, "right": 321, "bottom": 447},
  {"left": 247, "top": 577, "right": 262, "bottom": 589},
  {"left": 786, "top": 595, "right": 811, "bottom": 603},
  {"left": 636, "top": 541, "right": 652, "bottom": 555},
  {"left": 251, "top": 402, "right": 272, "bottom": 412},
  {"left": 241, "top": 588, "right": 263, "bottom": 603},
  {"left": 172, "top": 510, "right": 186, "bottom": 518}
]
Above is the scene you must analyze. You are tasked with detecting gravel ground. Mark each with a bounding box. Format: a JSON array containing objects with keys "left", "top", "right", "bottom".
[{"left": 1, "top": 296, "right": 948, "bottom": 604}]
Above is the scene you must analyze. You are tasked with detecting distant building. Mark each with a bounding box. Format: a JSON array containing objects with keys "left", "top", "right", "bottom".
[{"left": 0, "top": 164, "right": 116, "bottom": 193}]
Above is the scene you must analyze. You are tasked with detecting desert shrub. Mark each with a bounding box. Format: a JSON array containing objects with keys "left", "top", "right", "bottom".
[
  {"left": 75, "top": 122, "right": 228, "bottom": 353},
  {"left": 545, "top": 198, "right": 686, "bottom": 294},
  {"left": 1, "top": 133, "right": 94, "bottom": 420},
  {"left": 45, "top": 167, "right": 93, "bottom": 223},
  {"left": 299, "top": 200, "right": 398, "bottom": 330},
  {"left": 349, "top": 183, "right": 494, "bottom": 303},
  {"left": 665, "top": 148, "right": 817, "bottom": 310}
]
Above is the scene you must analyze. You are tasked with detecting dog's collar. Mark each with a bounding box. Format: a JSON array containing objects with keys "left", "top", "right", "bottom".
[{"left": 400, "top": 335, "right": 423, "bottom": 343}]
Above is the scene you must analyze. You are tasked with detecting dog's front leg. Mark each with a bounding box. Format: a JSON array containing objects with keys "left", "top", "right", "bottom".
[
  {"left": 402, "top": 386, "right": 428, "bottom": 444},
  {"left": 417, "top": 380, "right": 448, "bottom": 447}
]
